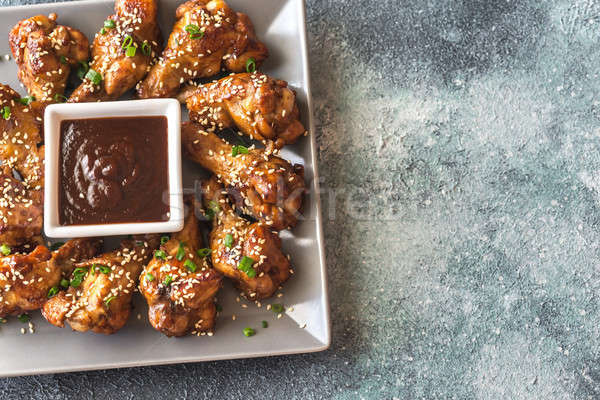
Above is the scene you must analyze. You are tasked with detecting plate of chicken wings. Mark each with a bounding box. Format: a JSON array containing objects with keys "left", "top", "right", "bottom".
[{"left": 0, "top": 0, "right": 329, "bottom": 376}]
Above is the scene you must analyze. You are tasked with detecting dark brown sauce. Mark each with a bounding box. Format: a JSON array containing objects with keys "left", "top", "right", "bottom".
[{"left": 58, "top": 116, "right": 170, "bottom": 226}]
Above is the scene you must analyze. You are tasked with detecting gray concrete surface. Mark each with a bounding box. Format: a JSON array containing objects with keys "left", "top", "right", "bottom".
[{"left": 3, "top": 0, "right": 600, "bottom": 398}]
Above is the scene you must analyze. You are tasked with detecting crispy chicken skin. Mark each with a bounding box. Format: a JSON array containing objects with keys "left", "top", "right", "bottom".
[
  {"left": 182, "top": 122, "right": 305, "bottom": 231},
  {"left": 139, "top": 197, "right": 222, "bottom": 337},
  {"left": 42, "top": 236, "right": 159, "bottom": 334},
  {"left": 202, "top": 175, "right": 290, "bottom": 299},
  {"left": 137, "top": 0, "right": 268, "bottom": 99},
  {"left": 0, "top": 238, "right": 102, "bottom": 317},
  {"left": 9, "top": 13, "right": 89, "bottom": 102},
  {"left": 0, "top": 85, "right": 45, "bottom": 246},
  {"left": 181, "top": 73, "right": 306, "bottom": 148},
  {"left": 68, "top": 0, "right": 161, "bottom": 103}
]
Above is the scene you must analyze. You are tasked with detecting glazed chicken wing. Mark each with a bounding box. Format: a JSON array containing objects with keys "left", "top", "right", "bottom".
[
  {"left": 0, "top": 238, "right": 101, "bottom": 317},
  {"left": 139, "top": 197, "right": 222, "bottom": 337},
  {"left": 182, "top": 122, "right": 305, "bottom": 230},
  {"left": 137, "top": 0, "right": 267, "bottom": 99},
  {"left": 42, "top": 236, "right": 158, "bottom": 334},
  {"left": 9, "top": 13, "right": 89, "bottom": 102},
  {"left": 202, "top": 175, "right": 290, "bottom": 299},
  {"left": 68, "top": 0, "right": 161, "bottom": 103},
  {"left": 181, "top": 73, "right": 306, "bottom": 148},
  {"left": 0, "top": 85, "right": 45, "bottom": 246}
]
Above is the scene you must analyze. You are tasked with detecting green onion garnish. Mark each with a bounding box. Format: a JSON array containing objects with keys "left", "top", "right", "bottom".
[
  {"left": 49, "top": 242, "right": 64, "bottom": 251},
  {"left": 262, "top": 320, "right": 268, "bottom": 328},
  {"left": 183, "top": 259, "right": 197, "bottom": 272},
  {"left": 121, "top": 35, "right": 133, "bottom": 49},
  {"left": 70, "top": 277, "right": 83, "bottom": 288},
  {"left": 237, "top": 256, "right": 256, "bottom": 277},
  {"left": 163, "top": 275, "right": 173, "bottom": 286},
  {"left": 271, "top": 303, "right": 284, "bottom": 313},
  {"left": 154, "top": 249, "right": 167, "bottom": 260},
  {"left": 1, "top": 106, "right": 10, "bottom": 120},
  {"left": 197, "top": 248, "right": 211, "bottom": 258},
  {"left": 146, "top": 273, "right": 155, "bottom": 281},
  {"left": 245, "top": 57, "right": 256, "bottom": 73},
  {"left": 142, "top": 42, "right": 151, "bottom": 56},
  {"left": 47, "top": 286, "right": 59, "bottom": 298},
  {"left": 209, "top": 200, "right": 220, "bottom": 214},
  {"left": 72, "top": 267, "right": 88, "bottom": 277},
  {"left": 125, "top": 45, "right": 136, "bottom": 57},
  {"left": 77, "top": 61, "right": 89, "bottom": 80},
  {"left": 94, "top": 264, "right": 111, "bottom": 274},
  {"left": 60, "top": 278, "right": 69, "bottom": 288},
  {"left": 18, "top": 96, "right": 35, "bottom": 105},
  {"left": 0, "top": 244, "right": 10, "bottom": 255},
  {"left": 100, "top": 27, "right": 107, "bottom": 35},
  {"left": 184, "top": 24, "right": 204, "bottom": 39},
  {"left": 104, "top": 296, "right": 116, "bottom": 307},
  {"left": 54, "top": 93, "right": 67, "bottom": 103},
  {"left": 85, "top": 68, "right": 102, "bottom": 85},
  {"left": 104, "top": 19, "right": 115, "bottom": 28},
  {"left": 59, "top": 55, "right": 67, "bottom": 64},
  {"left": 176, "top": 242, "right": 185, "bottom": 261},
  {"left": 242, "top": 327, "right": 255, "bottom": 337},
  {"left": 231, "top": 145, "right": 249, "bottom": 157},
  {"left": 17, "top": 314, "right": 30, "bottom": 323},
  {"left": 160, "top": 235, "right": 170, "bottom": 245},
  {"left": 224, "top": 234, "right": 233, "bottom": 248}
]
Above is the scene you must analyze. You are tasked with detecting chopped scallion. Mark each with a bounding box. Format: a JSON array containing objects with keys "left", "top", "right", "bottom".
[{"left": 245, "top": 57, "right": 256, "bottom": 73}]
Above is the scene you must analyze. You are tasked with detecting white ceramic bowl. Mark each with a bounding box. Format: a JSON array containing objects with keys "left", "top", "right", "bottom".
[{"left": 44, "top": 99, "right": 184, "bottom": 238}]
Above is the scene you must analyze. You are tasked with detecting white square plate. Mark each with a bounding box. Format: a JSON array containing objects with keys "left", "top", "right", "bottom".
[{"left": 0, "top": 0, "right": 329, "bottom": 376}]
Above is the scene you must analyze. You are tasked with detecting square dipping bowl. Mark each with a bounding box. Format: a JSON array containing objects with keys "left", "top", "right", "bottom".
[{"left": 44, "top": 99, "right": 183, "bottom": 238}]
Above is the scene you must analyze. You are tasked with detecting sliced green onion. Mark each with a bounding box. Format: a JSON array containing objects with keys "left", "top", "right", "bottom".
[
  {"left": 224, "top": 234, "right": 233, "bottom": 248},
  {"left": 176, "top": 242, "right": 186, "bottom": 261},
  {"left": 2, "top": 106, "right": 10, "bottom": 120},
  {"left": 54, "top": 93, "right": 67, "bottom": 103},
  {"left": 245, "top": 57, "right": 256, "bottom": 73},
  {"left": 94, "top": 264, "right": 111, "bottom": 274},
  {"left": 49, "top": 242, "right": 64, "bottom": 251},
  {"left": 47, "top": 286, "right": 59, "bottom": 298},
  {"left": 125, "top": 45, "right": 136, "bottom": 57},
  {"left": 121, "top": 35, "right": 133, "bottom": 49},
  {"left": 197, "top": 248, "right": 211, "bottom": 258},
  {"left": 231, "top": 145, "right": 249, "bottom": 157},
  {"left": 17, "top": 314, "right": 30, "bottom": 323},
  {"left": 242, "top": 327, "right": 255, "bottom": 337},
  {"left": 0, "top": 244, "right": 10, "bottom": 255},
  {"left": 154, "top": 249, "right": 167, "bottom": 260},
  {"left": 70, "top": 277, "right": 83, "bottom": 288},
  {"left": 183, "top": 259, "right": 197, "bottom": 272},
  {"left": 184, "top": 24, "right": 204, "bottom": 39},
  {"left": 142, "top": 42, "right": 151, "bottom": 56},
  {"left": 237, "top": 256, "right": 255, "bottom": 273},
  {"left": 163, "top": 275, "right": 173, "bottom": 286},
  {"left": 209, "top": 200, "right": 220, "bottom": 214},
  {"left": 262, "top": 320, "right": 268, "bottom": 328},
  {"left": 145, "top": 273, "right": 155, "bottom": 281},
  {"left": 104, "top": 295, "right": 116, "bottom": 307},
  {"left": 85, "top": 68, "right": 102, "bottom": 85},
  {"left": 72, "top": 267, "right": 88, "bottom": 277},
  {"left": 104, "top": 19, "right": 115, "bottom": 28},
  {"left": 59, "top": 55, "right": 67, "bottom": 64},
  {"left": 77, "top": 61, "right": 89, "bottom": 80},
  {"left": 246, "top": 268, "right": 256, "bottom": 278},
  {"left": 160, "top": 235, "right": 170, "bottom": 245},
  {"left": 100, "top": 27, "right": 107, "bottom": 35},
  {"left": 18, "top": 96, "right": 35, "bottom": 105},
  {"left": 271, "top": 303, "right": 284, "bottom": 313},
  {"left": 60, "top": 278, "right": 69, "bottom": 288}
]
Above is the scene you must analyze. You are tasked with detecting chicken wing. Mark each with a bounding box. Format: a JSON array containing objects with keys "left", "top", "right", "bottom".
[
  {"left": 182, "top": 122, "right": 305, "bottom": 230},
  {"left": 42, "top": 236, "right": 158, "bottom": 334},
  {"left": 137, "top": 0, "right": 267, "bottom": 99},
  {"left": 9, "top": 13, "right": 89, "bottom": 102},
  {"left": 68, "top": 0, "right": 161, "bottom": 103},
  {"left": 181, "top": 73, "right": 306, "bottom": 148},
  {"left": 0, "top": 238, "right": 101, "bottom": 317},
  {"left": 139, "top": 197, "right": 222, "bottom": 337},
  {"left": 202, "top": 175, "right": 290, "bottom": 299},
  {"left": 0, "top": 85, "right": 45, "bottom": 246}
]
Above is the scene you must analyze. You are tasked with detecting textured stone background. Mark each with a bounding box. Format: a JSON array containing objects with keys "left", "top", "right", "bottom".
[{"left": 3, "top": 0, "right": 600, "bottom": 398}]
